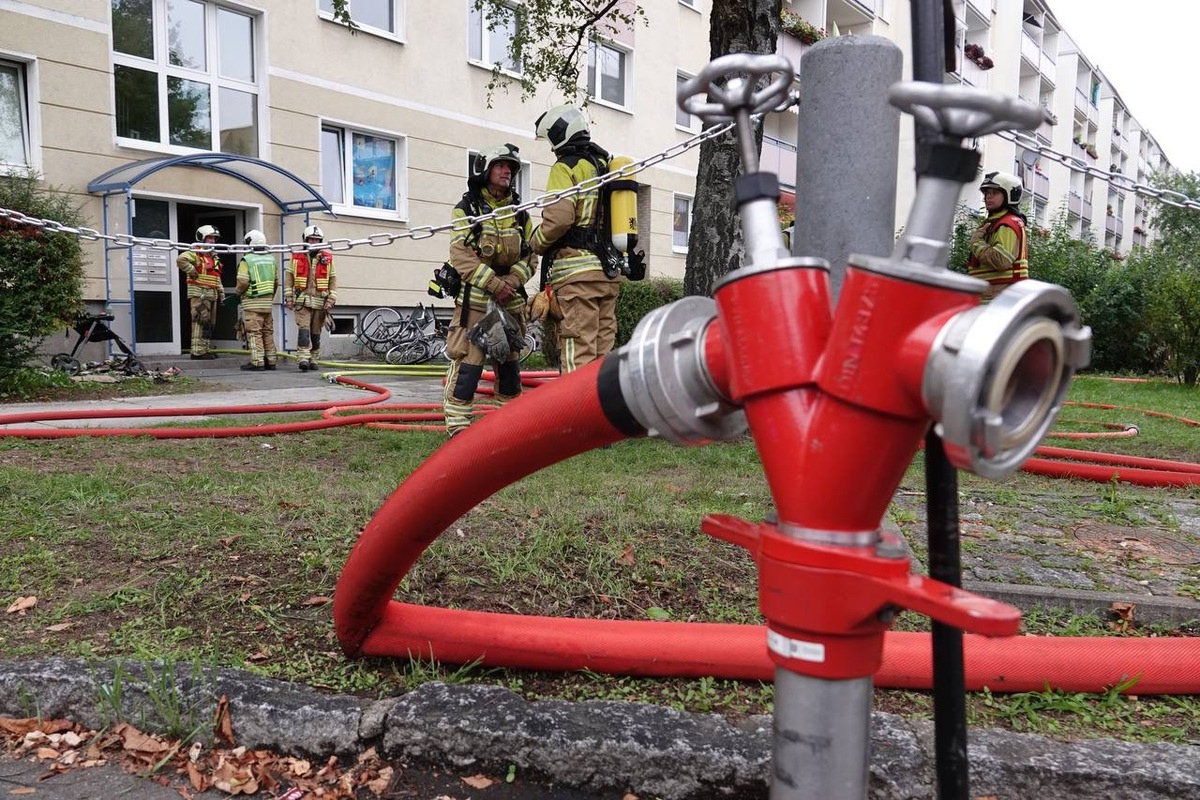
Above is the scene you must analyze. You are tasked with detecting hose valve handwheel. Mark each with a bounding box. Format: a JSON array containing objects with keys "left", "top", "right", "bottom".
[
  {"left": 888, "top": 82, "right": 1053, "bottom": 140},
  {"left": 677, "top": 53, "right": 794, "bottom": 172}
]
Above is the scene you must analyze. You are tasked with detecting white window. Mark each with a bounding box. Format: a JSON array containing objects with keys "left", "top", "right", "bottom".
[
  {"left": 587, "top": 38, "right": 629, "bottom": 108},
  {"left": 466, "top": 148, "right": 530, "bottom": 202},
  {"left": 321, "top": 122, "right": 407, "bottom": 218},
  {"left": 318, "top": 0, "right": 404, "bottom": 39},
  {"left": 110, "top": 0, "right": 260, "bottom": 155},
  {"left": 0, "top": 57, "right": 37, "bottom": 171},
  {"left": 468, "top": 0, "right": 521, "bottom": 75},
  {"left": 672, "top": 194, "right": 692, "bottom": 251},
  {"left": 678, "top": 0, "right": 696, "bottom": 7},
  {"left": 676, "top": 72, "right": 698, "bottom": 131}
]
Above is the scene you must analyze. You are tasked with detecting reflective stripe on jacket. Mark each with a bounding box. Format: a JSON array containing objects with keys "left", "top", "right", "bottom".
[
  {"left": 177, "top": 249, "right": 222, "bottom": 290},
  {"left": 449, "top": 188, "right": 534, "bottom": 314},
  {"left": 967, "top": 211, "right": 1029, "bottom": 285},
  {"left": 237, "top": 253, "right": 277, "bottom": 312},
  {"left": 530, "top": 157, "right": 604, "bottom": 285},
  {"left": 286, "top": 250, "right": 336, "bottom": 305}
]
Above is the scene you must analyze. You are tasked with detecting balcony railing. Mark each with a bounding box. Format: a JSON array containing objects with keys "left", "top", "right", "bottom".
[
  {"left": 761, "top": 135, "right": 798, "bottom": 189},
  {"left": 1083, "top": 200, "right": 1093, "bottom": 219},
  {"left": 1020, "top": 31, "right": 1040, "bottom": 66},
  {"left": 1034, "top": 171, "right": 1050, "bottom": 199}
]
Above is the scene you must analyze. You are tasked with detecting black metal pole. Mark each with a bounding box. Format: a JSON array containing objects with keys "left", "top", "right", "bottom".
[{"left": 911, "top": 2, "right": 971, "bottom": 799}]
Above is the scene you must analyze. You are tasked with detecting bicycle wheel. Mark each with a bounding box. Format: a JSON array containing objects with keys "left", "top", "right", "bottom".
[
  {"left": 359, "top": 308, "right": 402, "bottom": 344},
  {"left": 50, "top": 354, "right": 81, "bottom": 376},
  {"left": 519, "top": 321, "right": 544, "bottom": 363},
  {"left": 386, "top": 339, "right": 430, "bottom": 365}
]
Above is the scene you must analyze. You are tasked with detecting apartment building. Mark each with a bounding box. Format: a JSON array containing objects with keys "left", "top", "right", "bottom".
[
  {"left": 0, "top": 0, "right": 1175, "bottom": 357},
  {"left": 1, "top": 0, "right": 711, "bottom": 357}
]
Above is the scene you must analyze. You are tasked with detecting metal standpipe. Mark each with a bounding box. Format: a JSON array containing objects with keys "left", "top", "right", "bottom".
[
  {"left": 794, "top": 36, "right": 901, "bottom": 302},
  {"left": 659, "top": 53, "right": 1091, "bottom": 800}
]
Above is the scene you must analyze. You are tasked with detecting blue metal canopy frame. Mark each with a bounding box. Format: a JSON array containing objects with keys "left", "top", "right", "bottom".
[
  {"left": 87, "top": 153, "right": 333, "bottom": 355},
  {"left": 88, "top": 152, "right": 333, "bottom": 214}
]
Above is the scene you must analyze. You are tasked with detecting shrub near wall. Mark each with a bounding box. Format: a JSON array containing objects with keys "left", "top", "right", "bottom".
[
  {"left": 0, "top": 172, "right": 85, "bottom": 380},
  {"left": 616, "top": 277, "right": 685, "bottom": 347}
]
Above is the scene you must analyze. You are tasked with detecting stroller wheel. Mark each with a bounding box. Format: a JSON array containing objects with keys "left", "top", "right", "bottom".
[{"left": 51, "top": 354, "right": 81, "bottom": 376}]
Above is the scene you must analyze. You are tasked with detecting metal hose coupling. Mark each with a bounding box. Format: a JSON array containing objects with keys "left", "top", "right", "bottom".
[
  {"left": 923, "top": 280, "right": 1092, "bottom": 478},
  {"left": 616, "top": 296, "right": 747, "bottom": 445}
]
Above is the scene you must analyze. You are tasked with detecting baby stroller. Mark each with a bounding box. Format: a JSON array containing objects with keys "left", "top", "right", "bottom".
[{"left": 51, "top": 312, "right": 145, "bottom": 376}]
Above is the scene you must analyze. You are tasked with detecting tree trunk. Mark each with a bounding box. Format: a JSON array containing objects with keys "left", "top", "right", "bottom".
[{"left": 683, "top": 0, "right": 781, "bottom": 297}]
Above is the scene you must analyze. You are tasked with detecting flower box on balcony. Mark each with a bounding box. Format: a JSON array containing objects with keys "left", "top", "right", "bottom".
[{"left": 780, "top": 11, "right": 827, "bottom": 45}]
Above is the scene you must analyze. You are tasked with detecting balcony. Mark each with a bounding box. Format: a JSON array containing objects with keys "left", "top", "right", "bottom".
[
  {"left": 1083, "top": 199, "right": 1093, "bottom": 219},
  {"left": 1105, "top": 214, "right": 1121, "bottom": 234},
  {"left": 1033, "top": 171, "right": 1050, "bottom": 200},
  {"left": 1037, "top": 115, "right": 1053, "bottom": 143},
  {"left": 761, "top": 135, "right": 798, "bottom": 190},
  {"left": 777, "top": 32, "right": 812, "bottom": 73},
  {"left": 1067, "top": 191, "right": 1082, "bottom": 217},
  {"left": 1020, "top": 31, "right": 1040, "bottom": 71}
]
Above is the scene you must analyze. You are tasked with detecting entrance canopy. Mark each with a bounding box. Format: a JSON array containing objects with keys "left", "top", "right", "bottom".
[{"left": 88, "top": 152, "right": 333, "bottom": 215}]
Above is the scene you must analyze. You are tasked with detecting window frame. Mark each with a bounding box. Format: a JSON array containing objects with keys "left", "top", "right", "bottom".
[
  {"left": 320, "top": 119, "right": 408, "bottom": 221},
  {"left": 587, "top": 36, "right": 631, "bottom": 110},
  {"left": 672, "top": 192, "right": 693, "bottom": 253},
  {"left": 0, "top": 54, "right": 40, "bottom": 174},
  {"left": 675, "top": 71, "right": 699, "bottom": 132},
  {"left": 110, "top": 0, "right": 263, "bottom": 156},
  {"left": 317, "top": 0, "right": 406, "bottom": 42},
  {"left": 467, "top": 0, "right": 523, "bottom": 77}
]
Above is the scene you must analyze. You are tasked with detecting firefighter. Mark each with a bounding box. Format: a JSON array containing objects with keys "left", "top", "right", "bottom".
[
  {"left": 967, "top": 171, "right": 1029, "bottom": 301},
  {"left": 442, "top": 143, "right": 535, "bottom": 437},
  {"left": 285, "top": 225, "right": 337, "bottom": 371},
  {"left": 530, "top": 104, "right": 621, "bottom": 373},
  {"left": 177, "top": 224, "right": 224, "bottom": 359},
  {"left": 234, "top": 229, "right": 278, "bottom": 371}
]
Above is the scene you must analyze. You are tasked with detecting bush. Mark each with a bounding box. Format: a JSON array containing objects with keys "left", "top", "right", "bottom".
[
  {"left": 0, "top": 171, "right": 85, "bottom": 385},
  {"left": 616, "top": 277, "right": 685, "bottom": 347},
  {"left": 1079, "top": 258, "right": 1156, "bottom": 375}
]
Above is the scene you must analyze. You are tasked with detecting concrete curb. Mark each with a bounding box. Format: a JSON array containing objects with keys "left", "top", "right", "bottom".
[{"left": 2, "top": 659, "right": 1199, "bottom": 799}]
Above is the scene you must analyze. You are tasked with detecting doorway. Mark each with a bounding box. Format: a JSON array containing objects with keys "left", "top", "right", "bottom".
[{"left": 176, "top": 206, "right": 243, "bottom": 354}]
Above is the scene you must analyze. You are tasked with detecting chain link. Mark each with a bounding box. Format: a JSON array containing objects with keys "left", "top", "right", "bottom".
[
  {"left": 996, "top": 130, "right": 1200, "bottom": 212},
  {"left": 0, "top": 122, "right": 736, "bottom": 256}
]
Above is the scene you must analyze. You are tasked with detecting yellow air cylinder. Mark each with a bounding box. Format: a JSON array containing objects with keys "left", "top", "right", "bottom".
[{"left": 608, "top": 155, "right": 639, "bottom": 254}]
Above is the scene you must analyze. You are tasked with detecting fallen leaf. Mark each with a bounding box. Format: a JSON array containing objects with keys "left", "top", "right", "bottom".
[
  {"left": 44, "top": 623, "right": 72, "bottom": 633},
  {"left": 623, "top": 794, "right": 640, "bottom": 800},
  {"left": 35, "top": 746, "right": 60, "bottom": 759},
  {"left": 187, "top": 760, "right": 207, "bottom": 791},
  {"left": 6, "top": 596, "right": 37, "bottom": 615},
  {"left": 462, "top": 773, "right": 496, "bottom": 789},
  {"left": 616, "top": 543, "right": 636, "bottom": 566},
  {"left": 529, "top": 507, "right": 541, "bottom": 519},
  {"left": 213, "top": 695, "right": 236, "bottom": 747},
  {"left": 366, "top": 765, "right": 394, "bottom": 794},
  {"left": 299, "top": 596, "right": 332, "bottom": 607},
  {"left": 247, "top": 651, "right": 270, "bottom": 662},
  {"left": 9, "top": 788, "right": 35, "bottom": 795},
  {"left": 114, "top": 722, "right": 170, "bottom": 756}
]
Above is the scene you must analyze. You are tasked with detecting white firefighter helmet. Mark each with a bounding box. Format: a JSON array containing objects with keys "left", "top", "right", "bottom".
[
  {"left": 195, "top": 224, "right": 220, "bottom": 241},
  {"left": 244, "top": 229, "right": 267, "bottom": 248},
  {"left": 471, "top": 143, "right": 522, "bottom": 184},
  {"left": 534, "top": 105, "right": 589, "bottom": 152},
  {"left": 303, "top": 225, "right": 325, "bottom": 241},
  {"left": 980, "top": 171, "right": 1024, "bottom": 206}
]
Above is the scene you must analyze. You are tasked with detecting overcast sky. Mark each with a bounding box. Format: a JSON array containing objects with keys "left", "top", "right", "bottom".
[{"left": 1046, "top": 0, "right": 1199, "bottom": 176}]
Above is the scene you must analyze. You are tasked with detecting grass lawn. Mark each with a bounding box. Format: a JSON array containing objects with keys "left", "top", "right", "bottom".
[{"left": 1, "top": 370, "right": 1199, "bottom": 745}]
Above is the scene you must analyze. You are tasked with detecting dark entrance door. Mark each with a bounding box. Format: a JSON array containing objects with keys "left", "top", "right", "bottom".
[{"left": 176, "top": 206, "right": 242, "bottom": 353}]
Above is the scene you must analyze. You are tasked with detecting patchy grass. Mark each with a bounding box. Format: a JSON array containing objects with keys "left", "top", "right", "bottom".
[{"left": 1, "top": 375, "right": 1199, "bottom": 746}]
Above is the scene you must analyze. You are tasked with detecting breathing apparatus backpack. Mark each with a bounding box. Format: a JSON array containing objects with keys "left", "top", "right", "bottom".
[{"left": 541, "top": 145, "right": 645, "bottom": 289}]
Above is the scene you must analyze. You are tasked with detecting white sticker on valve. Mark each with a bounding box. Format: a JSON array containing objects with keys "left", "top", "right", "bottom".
[{"left": 767, "top": 630, "right": 826, "bottom": 663}]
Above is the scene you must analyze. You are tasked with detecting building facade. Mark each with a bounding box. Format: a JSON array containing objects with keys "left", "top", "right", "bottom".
[{"left": 0, "top": 0, "right": 1176, "bottom": 358}]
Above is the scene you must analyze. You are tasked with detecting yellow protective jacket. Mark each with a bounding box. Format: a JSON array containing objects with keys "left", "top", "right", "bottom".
[
  {"left": 449, "top": 188, "right": 535, "bottom": 315},
  {"left": 285, "top": 250, "right": 337, "bottom": 308},
  {"left": 236, "top": 253, "right": 278, "bottom": 312},
  {"left": 967, "top": 210, "right": 1029, "bottom": 286},
  {"left": 530, "top": 149, "right": 606, "bottom": 286},
  {"left": 176, "top": 249, "right": 222, "bottom": 298}
]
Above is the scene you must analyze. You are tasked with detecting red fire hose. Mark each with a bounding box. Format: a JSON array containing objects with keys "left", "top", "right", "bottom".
[{"left": 334, "top": 361, "right": 1200, "bottom": 695}]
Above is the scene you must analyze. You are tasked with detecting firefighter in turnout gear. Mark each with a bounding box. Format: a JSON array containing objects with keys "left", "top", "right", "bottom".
[
  {"left": 967, "top": 171, "right": 1029, "bottom": 302},
  {"left": 177, "top": 224, "right": 224, "bottom": 359},
  {"left": 442, "top": 143, "right": 536, "bottom": 437},
  {"left": 531, "top": 104, "right": 621, "bottom": 373},
  {"left": 234, "top": 229, "right": 278, "bottom": 371},
  {"left": 285, "top": 225, "right": 337, "bottom": 371}
]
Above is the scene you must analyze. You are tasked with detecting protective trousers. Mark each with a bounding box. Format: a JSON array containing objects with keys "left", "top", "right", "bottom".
[
  {"left": 554, "top": 275, "right": 621, "bottom": 373},
  {"left": 442, "top": 303, "right": 523, "bottom": 437},
  {"left": 188, "top": 290, "right": 221, "bottom": 356},
  {"left": 294, "top": 305, "right": 326, "bottom": 366},
  {"left": 242, "top": 309, "right": 276, "bottom": 367}
]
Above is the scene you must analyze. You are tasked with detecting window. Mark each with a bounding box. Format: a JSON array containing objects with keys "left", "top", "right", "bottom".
[
  {"left": 587, "top": 38, "right": 629, "bottom": 108},
  {"left": 675, "top": 72, "right": 698, "bottom": 130},
  {"left": 318, "top": 0, "right": 403, "bottom": 38},
  {"left": 0, "top": 58, "right": 36, "bottom": 170},
  {"left": 110, "top": 0, "right": 260, "bottom": 155},
  {"left": 466, "top": 148, "right": 530, "bottom": 202},
  {"left": 672, "top": 194, "right": 692, "bottom": 251},
  {"left": 468, "top": 0, "right": 521, "bottom": 74},
  {"left": 321, "top": 122, "right": 407, "bottom": 217},
  {"left": 678, "top": 0, "right": 696, "bottom": 7}
]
